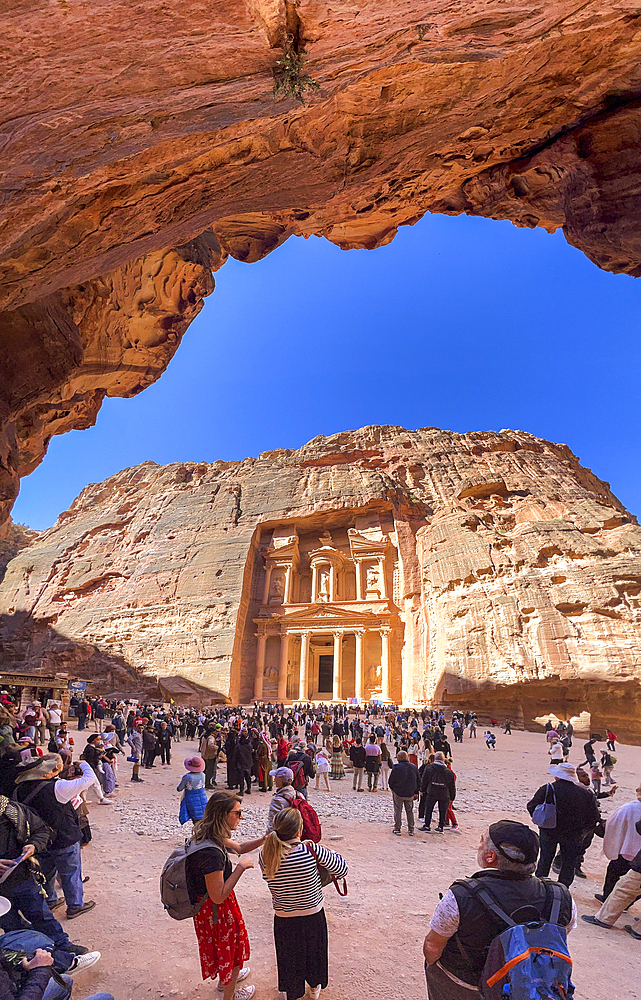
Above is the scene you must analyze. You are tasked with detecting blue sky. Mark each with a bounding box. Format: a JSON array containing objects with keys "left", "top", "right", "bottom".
[{"left": 13, "top": 213, "right": 641, "bottom": 529}]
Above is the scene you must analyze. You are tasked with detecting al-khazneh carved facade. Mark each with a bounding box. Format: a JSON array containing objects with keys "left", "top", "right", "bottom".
[{"left": 253, "top": 520, "right": 401, "bottom": 703}]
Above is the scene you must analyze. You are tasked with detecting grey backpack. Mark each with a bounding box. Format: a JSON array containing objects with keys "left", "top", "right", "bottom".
[{"left": 160, "top": 837, "right": 222, "bottom": 921}]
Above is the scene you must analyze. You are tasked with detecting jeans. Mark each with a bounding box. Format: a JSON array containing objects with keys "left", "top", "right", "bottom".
[
  {"left": 536, "top": 829, "right": 582, "bottom": 887},
  {"left": 0, "top": 880, "right": 74, "bottom": 970},
  {"left": 352, "top": 767, "right": 364, "bottom": 790},
  {"left": 44, "top": 977, "right": 114, "bottom": 1000},
  {"left": 77, "top": 716, "right": 86, "bottom": 731},
  {"left": 238, "top": 768, "right": 251, "bottom": 794},
  {"left": 367, "top": 770, "right": 379, "bottom": 790},
  {"left": 392, "top": 792, "right": 415, "bottom": 833},
  {"left": 380, "top": 761, "right": 390, "bottom": 790},
  {"left": 159, "top": 744, "right": 171, "bottom": 764},
  {"left": 423, "top": 792, "right": 449, "bottom": 830},
  {"left": 40, "top": 842, "right": 84, "bottom": 910}
]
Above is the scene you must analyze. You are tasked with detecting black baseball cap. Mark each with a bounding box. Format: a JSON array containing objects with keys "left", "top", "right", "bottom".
[{"left": 489, "top": 820, "right": 539, "bottom": 865}]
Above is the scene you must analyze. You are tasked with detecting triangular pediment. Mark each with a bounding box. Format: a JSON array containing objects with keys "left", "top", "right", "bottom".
[
  {"left": 348, "top": 529, "right": 391, "bottom": 558},
  {"left": 255, "top": 602, "right": 388, "bottom": 628}
]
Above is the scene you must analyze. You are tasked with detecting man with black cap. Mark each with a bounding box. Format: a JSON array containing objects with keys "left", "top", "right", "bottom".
[{"left": 423, "top": 821, "right": 576, "bottom": 999}]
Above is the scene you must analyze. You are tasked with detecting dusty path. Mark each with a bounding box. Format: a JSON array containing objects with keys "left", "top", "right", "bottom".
[{"left": 65, "top": 729, "right": 641, "bottom": 1000}]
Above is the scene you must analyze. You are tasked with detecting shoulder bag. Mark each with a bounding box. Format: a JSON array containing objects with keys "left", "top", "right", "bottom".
[
  {"left": 532, "top": 783, "right": 557, "bottom": 829},
  {"left": 305, "top": 841, "right": 347, "bottom": 896}
]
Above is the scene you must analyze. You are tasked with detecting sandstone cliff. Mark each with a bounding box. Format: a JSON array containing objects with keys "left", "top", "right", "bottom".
[
  {"left": 3, "top": 2, "right": 641, "bottom": 528},
  {"left": 1, "top": 425, "right": 640, "bottom": 740}
]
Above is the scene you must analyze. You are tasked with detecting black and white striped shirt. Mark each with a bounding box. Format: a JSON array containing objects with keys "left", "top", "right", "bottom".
[{"left": 259, "top": 841, "right": 348, "bottom": 916}]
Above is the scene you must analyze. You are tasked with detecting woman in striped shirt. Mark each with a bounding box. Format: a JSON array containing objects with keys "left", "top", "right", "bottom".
[{"left": 259, "top": 808, "right": 348, "bottom": 1000}]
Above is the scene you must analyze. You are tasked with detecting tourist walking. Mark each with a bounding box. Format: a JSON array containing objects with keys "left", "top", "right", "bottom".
[
  {"left": 329, "top": 735, "right": 345, "bottom": 780},
  {"left": 582, "top": 817, "right": 641, "bottom": 938},
  {"left": 185, "top": 791, "right": 264, "bottom": 1000},
  {"left": 597, "top": 784, "right": 641, "bottom": 901},
  {"left": 200, "top": 727, "right": 220, "bottom": 790},
  {"left": 157, "top": 722, "right": 172, "bottom": 766},
  {"left": 314, "top": 747, "right": 330, "bottom": 791},
  {"left": 379, "top": 740, "right": 392, "bottom": 790},
  {"left": 177, "top": 756, "right": 208, "bottom": 825},
  {"left": 259, "top": 807, "right": 348, "bottom": 1000},
  {"left": 127, "top": 723, "right": 144, "bottom": 783},
  {"left": 365, "top": 734, "right": 381, "bottom": 790},
  {"left": 419, "top": 752, "right": 456, "bottom": 833},
  {"left": 389, "top": 750, "right": 419, "bottom": 837},
  {"left": 349, "top": 739, "right": 366, "bottom": 791},
  {"left": 527, "top": 761, "right": 600, "bottom": 887}
]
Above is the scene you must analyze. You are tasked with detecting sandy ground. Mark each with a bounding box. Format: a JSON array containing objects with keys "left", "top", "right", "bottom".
[{"left": 62, "top": 727, "right": 641, "bottom": 1000}]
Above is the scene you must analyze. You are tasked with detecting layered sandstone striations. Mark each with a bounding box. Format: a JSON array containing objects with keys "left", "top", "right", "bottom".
[
  {"left": 1, "top": 426, "right": 640, "bottom": 739},
  {"left": 3, "top": 2, "right": 641, "bottom": 526}
]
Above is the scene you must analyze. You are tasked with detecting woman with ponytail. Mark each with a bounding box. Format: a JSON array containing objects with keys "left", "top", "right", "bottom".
[
  {"left": 259, "top": 808, "right": 348, "bottom": 1000},
  {"left": 185, "top": 790, "right": 265, "bottom": 1000}
]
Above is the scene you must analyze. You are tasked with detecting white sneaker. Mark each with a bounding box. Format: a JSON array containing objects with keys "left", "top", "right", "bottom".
[
  {"left": 309, "top": 986, "right": 322, "bottom": 1000},
  {"left": 99, "top": 798, "right": 113, "bottom": 805},
  {"left": 69, "top": 952, "right": 101, "bottom": 974},
  {"left": 233, "top": 987, "right": 255, "bottom": 1000},
  {"left": 218, "top": 968, "right": 251, "bottom": 992}
]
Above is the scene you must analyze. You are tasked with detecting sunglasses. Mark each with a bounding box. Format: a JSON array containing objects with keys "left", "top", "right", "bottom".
[{"left": 230, "top": 808, "right": 243, "bottom": 817}]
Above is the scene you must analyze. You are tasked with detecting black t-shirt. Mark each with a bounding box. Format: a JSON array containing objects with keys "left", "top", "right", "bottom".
[{"left": 185, "top": 845, "right": 232, "bottom": 904}]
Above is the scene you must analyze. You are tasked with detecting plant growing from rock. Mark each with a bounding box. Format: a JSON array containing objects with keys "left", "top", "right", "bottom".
[{"left": 273, "top": 35, "right": 320, "bottom": 104}]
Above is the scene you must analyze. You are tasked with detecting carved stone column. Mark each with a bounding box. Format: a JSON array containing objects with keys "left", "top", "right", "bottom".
[
  {"left": 354, "top": 629, "right": 365, "bottom": 702},
  {"left": 284, "top": 564, "right": 292, "bottom": 604},
  {"left": 277, "top": 633, "right": 289, "bottom": 702},
  {"left": 354, "top": 560, "right": 362, "bottom": 600},
  {"left": 254, "top": 632, "right": 267, "bottom": 701},
  {"left": 381, "top": 627, "right": 391, "bottom": 700},
  {"left": 379, "top": 558, "right": 387, "bottom": 598},
  {"left": 332, "top": 631, "right": 343, "bottom": 701},
  {"left": 329, "top": 564, "right": 336, "bottom": 601},
  {"left": 311, "top": 564, "right": 318, "bottom": 603},
  {"left": 263, "top": 565, "right": 273, "bottom": 605},
  {"left": 298, "top": 631, "right": 311, "bottom": 702}
]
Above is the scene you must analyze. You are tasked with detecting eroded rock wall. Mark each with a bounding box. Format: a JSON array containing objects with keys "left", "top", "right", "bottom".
[
  {"left": 3, "top": 3, "right": 641, "bottom": 525},
  {"left": 1, "top": 426, "right": 640, "bottom": 738}
]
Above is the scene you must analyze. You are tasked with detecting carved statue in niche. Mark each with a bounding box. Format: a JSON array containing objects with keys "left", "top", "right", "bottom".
[
  {"left": 318, "top": 568, "right": 330, "bottom": 602},
  {"left": 367, "top": 663, "right": 382, "bottom": 690},
  {"left": 319, "top": 530, "right": 333, "bottom": 547},
  {"left": 269, "top": 572, "right": 285, "bottom": 604},
  {"left": 264, "top": 664, "right": 279, "bottom": 681},
  {"left": 366, "top": 565, "right": 379, "bottom": 590},
  {"left": 286, "top": 657, "right": 296, "bottom": 699}
]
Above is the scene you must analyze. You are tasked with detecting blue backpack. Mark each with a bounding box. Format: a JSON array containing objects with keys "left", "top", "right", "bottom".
[{"left": 455, "top": 878, "right": 574, "bottom": 1000}]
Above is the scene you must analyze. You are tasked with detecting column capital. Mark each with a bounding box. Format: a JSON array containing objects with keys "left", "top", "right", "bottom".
[
  {"left": 380, "top": 626, "right": 392, "bottom": 636},
  {"left": 332, "top": 629, "right": 345, "bottom": 638},
  {"left": 353, "top": 628, "right": 366, "bottom": 637}
]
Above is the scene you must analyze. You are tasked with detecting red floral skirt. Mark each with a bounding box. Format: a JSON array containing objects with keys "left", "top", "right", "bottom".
[{"left": 193, "top": 893, "right": 250, "bottom": 984}]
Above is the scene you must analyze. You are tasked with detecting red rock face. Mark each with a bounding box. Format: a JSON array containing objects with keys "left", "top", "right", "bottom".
[
  {"left": 1, "top": 426, "right": 640, "bottom": 740},
  {"left": 2, "top": 2, "right": 641, "bottom": 523}
]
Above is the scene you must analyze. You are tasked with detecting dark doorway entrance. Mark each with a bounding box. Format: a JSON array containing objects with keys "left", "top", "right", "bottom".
[{"left": 318, "top": 654, "right": 333, "bottom": 693}]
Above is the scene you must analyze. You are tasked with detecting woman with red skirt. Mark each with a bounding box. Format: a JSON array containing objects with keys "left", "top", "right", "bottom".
[{"left": 186, "top": 790, "right": 265, "bottom": 1000}]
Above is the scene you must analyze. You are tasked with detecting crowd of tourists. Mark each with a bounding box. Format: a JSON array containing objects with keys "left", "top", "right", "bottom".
[{"left": 0, "top": 691, "right": 639, "bottom": 1000}]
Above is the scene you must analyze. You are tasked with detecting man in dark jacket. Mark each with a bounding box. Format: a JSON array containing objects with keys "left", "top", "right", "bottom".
[
  {"left": 231, "top": 733, "right": 254, "bottom": 795},
  {"left": 420, "top": 752, "right": 456, "bottom": 833},
  {"left": 0, "top": 794, "right": 90, "bottom": 971},
  {"left": 388, "top": 750, "right": 419, "bottom": 836},
  {"left": 349, "top": 740, "right": 366, "bottom": 791},
  {"left": 527, "top": 761, "right": 601, "bottom": 887},
  {"left": 423, "top": 821, "right": 575, "bottom": 1000}
]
